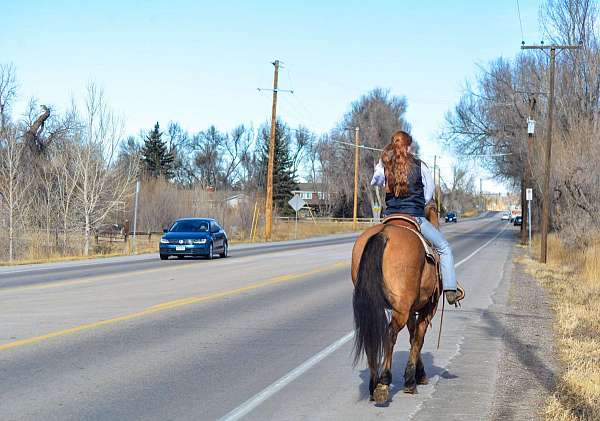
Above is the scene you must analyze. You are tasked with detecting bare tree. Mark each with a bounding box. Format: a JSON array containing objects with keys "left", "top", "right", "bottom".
[
  {"left": 0, "top": 125, "right": 32, "bottom": 261},
  {"left": 74, "top": 83, "right": 138, "bottom": 255}
]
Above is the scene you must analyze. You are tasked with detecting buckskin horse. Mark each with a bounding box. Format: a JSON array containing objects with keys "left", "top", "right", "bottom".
[{"left": 351, "top": 204, "right": 442, "bottom": 404}]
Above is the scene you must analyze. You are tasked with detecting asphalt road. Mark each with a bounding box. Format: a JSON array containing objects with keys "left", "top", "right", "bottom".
[{"left": 0, "top": 214, "right": 517, "bottom": 420}]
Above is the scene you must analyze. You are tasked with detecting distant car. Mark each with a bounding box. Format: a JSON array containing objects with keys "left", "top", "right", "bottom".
[
  {"left": 445, "top": 212, "right": 458, "bottom": 223},
  {"left": 501, "top": 212, "right": 510, "bottom": 221},
  {"left": 159, "top": 218, "right": 228, "bottom": 260},
  {"left": 513, "top": 215, "right": 523, "bottom": 226}
]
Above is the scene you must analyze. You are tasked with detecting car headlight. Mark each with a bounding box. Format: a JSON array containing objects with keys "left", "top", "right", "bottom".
[
  {"left": 192, "top": 238, "right": 207, "bottom": 244},
  {"left": 160, "top": 238, "right": 169, "bottom": 244}
]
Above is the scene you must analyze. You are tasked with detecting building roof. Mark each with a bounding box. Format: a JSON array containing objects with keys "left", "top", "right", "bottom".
[{"left": 292, "top": 182, "right": 327, "bottom": 192}]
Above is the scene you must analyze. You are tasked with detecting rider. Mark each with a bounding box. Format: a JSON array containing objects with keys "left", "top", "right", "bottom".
[{"left": 371, "top": 130, "right": 462, "bottom": 305}]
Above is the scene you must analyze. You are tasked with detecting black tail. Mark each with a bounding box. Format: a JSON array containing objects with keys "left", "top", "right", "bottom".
[{"left": 353, "top": 232, "right": 391, "bottom": 375}]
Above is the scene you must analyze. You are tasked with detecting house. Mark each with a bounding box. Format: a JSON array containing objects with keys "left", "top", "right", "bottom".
[
  {"left": 290, "top": 183, "right": 331, "bottom": 214},
  {"left": 225, "top": 193, "right": 251, "bottom": 208}
]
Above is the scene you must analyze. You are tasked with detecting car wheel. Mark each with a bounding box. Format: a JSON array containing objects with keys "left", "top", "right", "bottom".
[
  {"left": 206, "top": 243, "right": 213, "bottom": 260},
  {"left": 160, "top": 254, "right": 169, "bottom": 260},
  {"left": 219, "top": 242, "right": 228, "bottom": 258}
]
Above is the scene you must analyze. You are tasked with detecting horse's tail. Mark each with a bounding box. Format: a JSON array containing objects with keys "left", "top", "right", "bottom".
[{"left": 352, "top": 231, "right": 391, "bottom": 374}]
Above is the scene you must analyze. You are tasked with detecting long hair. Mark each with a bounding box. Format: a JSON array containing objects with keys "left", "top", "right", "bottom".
[{"left": 381, "top": 130, "right": 413, "bottom": 197}]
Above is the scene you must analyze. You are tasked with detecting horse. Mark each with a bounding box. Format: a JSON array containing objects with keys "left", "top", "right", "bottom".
[{"left": 350, "top": 204, "right": 442, "bottom": 404}]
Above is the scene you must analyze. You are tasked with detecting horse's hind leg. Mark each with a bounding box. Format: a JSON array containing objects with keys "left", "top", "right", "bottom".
[
  {"left": 404, "top": 314, "right": 429, "bottom": 394},
  {"left": 372, "top": 310, "right": 407, "bottom": 404}
]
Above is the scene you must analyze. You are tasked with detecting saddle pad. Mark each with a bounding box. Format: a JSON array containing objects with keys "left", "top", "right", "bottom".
[
  {"left": 382, "top": 214, "right": 420, "bottom": 231},
  {"left": 391, "top": 225, "right": 438, "bottom": 263}
]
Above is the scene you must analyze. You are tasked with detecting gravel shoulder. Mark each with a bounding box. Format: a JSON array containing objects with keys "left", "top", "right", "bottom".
[{"left": 488, "top": 245, "right": 557, "bottom": 420}]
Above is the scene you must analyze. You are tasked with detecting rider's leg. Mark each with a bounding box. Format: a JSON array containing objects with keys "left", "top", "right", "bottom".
[{"left": 416, "top": 217, "right": 457, "bottom": 292}]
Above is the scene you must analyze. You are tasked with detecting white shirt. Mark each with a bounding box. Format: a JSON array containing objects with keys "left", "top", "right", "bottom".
[{"left": 370, "top": 159, "right": 434, "bottom": 203}]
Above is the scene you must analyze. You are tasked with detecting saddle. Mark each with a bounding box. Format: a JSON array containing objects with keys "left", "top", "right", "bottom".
[
  {"left": 382, "top": 213, "right": 465, "bottom": 306},
  {"left": 382, "top": 214, "right": 438, "bottom": 264}
]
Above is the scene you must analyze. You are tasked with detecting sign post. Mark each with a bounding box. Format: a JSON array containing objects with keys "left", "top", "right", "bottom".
[
  {"left": 526, "top": 188, "right": 533, "bottom": 253},
  {"left": 288, "top": 195, "right": 306, "bottom": 240}
]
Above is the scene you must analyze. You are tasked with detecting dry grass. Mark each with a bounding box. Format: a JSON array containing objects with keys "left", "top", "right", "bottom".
[
  {"left": 268, "top": 219, "right": 369, "bottom": 242},
  {"left": 461, "top": 208, "right": 480, "bottom": 218},
  {"left": 521, "top": 234, "right": 600, "bottom": 420},
  {"left": 1, "top": 221, "right": 367, "bottom": 266}
]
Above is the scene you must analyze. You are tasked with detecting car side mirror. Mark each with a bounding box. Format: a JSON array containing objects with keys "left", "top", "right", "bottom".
[{"left": 163, "top": 228, "right": 168, "bottom": 233}]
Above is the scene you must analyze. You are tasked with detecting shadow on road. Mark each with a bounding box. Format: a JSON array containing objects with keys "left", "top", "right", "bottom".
[{"left": 357, "top": 351, "right": 458, "bottom": 403}]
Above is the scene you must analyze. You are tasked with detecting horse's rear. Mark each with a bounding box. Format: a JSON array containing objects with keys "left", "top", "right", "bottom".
[{"left": 351, "top": 216, "right": 440, "bottom": 404}]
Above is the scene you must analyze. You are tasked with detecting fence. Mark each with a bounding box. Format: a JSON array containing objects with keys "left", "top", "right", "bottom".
[{"left": 0, "top": 216, "right": 373, "bottom": 264}]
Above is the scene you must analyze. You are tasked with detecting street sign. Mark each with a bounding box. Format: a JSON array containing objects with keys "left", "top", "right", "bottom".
[
  {"left": 527, "top": 118, "right": 536, "bottom": 135},
  {"left": 526, "top": 188, "right": 533, "bottom": 201},
  {"left": 288, "top": 195, "right": 305, "bottom": 212}
]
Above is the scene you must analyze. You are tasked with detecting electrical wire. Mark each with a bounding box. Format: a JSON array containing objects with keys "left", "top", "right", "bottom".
[{"left": 516, "top": 0, "right": 525, "bottom": 43}]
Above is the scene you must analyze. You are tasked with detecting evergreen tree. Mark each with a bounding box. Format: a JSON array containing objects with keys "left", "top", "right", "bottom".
[
  {"left": 141, "top": 122, "right": 175, "bottom": 179},
  {"left": 258, "top": 120, "right": 298, "bottom": 215}
]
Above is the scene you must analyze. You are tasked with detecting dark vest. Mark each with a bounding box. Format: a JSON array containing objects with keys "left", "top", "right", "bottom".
[{"left": 384, "top": 158, "right": 425, "bottom": 217}]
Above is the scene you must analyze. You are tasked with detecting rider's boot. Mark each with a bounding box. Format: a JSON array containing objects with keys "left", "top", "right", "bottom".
[
  {"left": 445, "top": 290, "right": 457, "bottom": 305},
  {"left": 445, "top": 284, "right": 465, "bottom": 306}
]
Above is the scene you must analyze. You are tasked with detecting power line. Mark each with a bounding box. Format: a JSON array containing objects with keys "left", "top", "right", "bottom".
[{"left": 516, "top": 0, "right": 525, "bottom": 44}]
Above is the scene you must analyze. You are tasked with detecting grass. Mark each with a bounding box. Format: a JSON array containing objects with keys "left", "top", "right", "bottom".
[
  {"left": 0, "top": 220, "right": 368, "bottom": 266},
  {"left": 520, "top": 235, "right": 600, "bottom": 420},
  {"left": 460, "top": 208, "right": 480, "bottom": 218}
]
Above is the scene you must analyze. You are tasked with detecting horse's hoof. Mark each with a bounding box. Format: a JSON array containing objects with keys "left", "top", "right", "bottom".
[
  {"left": 417, "top": 376, "right": 429, "bottom": 385},
  {"left": 373, "top": 384, "right": 389, "bottom": 404},
  {"left": 403, "top": 384, "right": 418, "bottom": 394}
]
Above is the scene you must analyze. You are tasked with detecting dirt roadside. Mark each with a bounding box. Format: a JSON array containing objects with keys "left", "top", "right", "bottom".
[{"left": 488, "top": 248, "right": 557, "bottom": 420}]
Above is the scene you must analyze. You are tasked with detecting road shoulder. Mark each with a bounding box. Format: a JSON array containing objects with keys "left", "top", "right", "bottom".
[
  {"left": 488, "top": 247, "right": 557, "bottom": 420},
  {"left": 412, "top": 238, "right": 556, "bottom": 421}
]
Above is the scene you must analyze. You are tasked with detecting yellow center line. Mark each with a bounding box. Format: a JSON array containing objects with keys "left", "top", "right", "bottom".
[
  {"left": 1, "top": 263, "right": 201, "bottom": 293},
  {"left": 0, "top": 261, "right": 349, "bottom": 352},
  {"left": 3, "top": 243, "right": 351, "bottom": 294}
]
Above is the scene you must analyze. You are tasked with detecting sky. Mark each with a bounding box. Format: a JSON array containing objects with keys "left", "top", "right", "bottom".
[{"left": 2, "top": 0, "right": 544, "bottom": 193}]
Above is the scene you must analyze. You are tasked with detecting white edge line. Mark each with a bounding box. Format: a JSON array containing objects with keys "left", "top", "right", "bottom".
[
  {"left": 217, "top": 331, "right": 356, "bottom": 421},
  {"left": 454, "top": 221, "right": 508, "bottom": 268},
  {"left": 218, "top": 221, "right": 508, "bottom": 420}
]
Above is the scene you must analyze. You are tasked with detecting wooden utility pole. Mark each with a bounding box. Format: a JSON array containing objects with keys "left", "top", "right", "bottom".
[
  {"left": 433, "top": 155, "right": 441, "bottom": 213},
  {"left": 480, "top": 178, "right": 483, "bottom": 212},
  {"left": 352, "top": 127, "right": 360, "bottom": 230},
  {"left": 521, "top": 95, "right": 537, "bottom": 245},
  {"left": 264, "top": 60, "right": 280, "bottom": 241},
  {"left": 521, "top": 43, "right": 579, "bottom": 263},
  {"left": 433, "top": 154, "right": 437, "bottom": 208}
]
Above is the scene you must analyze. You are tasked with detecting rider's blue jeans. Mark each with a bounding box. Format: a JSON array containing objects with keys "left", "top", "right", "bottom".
[{"left": 416, "top": 217, "right": 457, "bottom": 291}]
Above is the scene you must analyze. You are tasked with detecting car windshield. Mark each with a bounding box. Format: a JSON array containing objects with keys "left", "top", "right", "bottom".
[
  {"left": 169, "top": 220, "right": 209, "bottom": 232},
  {"left": 447, "top": 213, "right": 455, "bottom": 217}
]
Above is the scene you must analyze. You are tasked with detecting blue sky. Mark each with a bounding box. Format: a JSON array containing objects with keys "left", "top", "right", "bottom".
[{"left": 2, "top": 0, "right": 543, "bottom": 192}]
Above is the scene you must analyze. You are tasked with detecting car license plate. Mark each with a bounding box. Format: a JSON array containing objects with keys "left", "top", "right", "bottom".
[{"left": 175, "top": 245, "right": 186, "bottom": 251}]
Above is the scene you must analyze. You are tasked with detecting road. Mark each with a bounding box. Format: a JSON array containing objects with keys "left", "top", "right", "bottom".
[{"left": 0, "top": 214, "right": 517, "bottom": 420}]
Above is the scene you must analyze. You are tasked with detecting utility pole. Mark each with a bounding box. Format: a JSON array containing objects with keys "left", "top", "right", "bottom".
[
  {"left": 480, "top": 178, "right": 483, "bottom": 212},
  {"left": 264, "top": 60, "right": 279, "bottom": 241},
  {"left": 353, "top": 127, "right": 360, "bottom": 230},
  {"left": 433, "top": 155, "right": 437, "bottom": 209},
  {"left": 436, "top": 166, "right": 441, "bottom": 214},
  {"left": 132, "top": 180, "right": 140, "bottom": 254},
  {"left": 521, "top": 43, "right": 580, "bottom": 263},
  {"left": 521, "top": 95, "right": 537, "bottom": 245}
]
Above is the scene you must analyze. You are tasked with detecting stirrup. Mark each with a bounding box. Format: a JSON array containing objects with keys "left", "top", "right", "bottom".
[{"left": 454, "top": 283, "right": 465, "bottom": 307}]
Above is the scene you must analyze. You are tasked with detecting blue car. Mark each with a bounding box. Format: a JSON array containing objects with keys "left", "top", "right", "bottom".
[
  {"left": 445, "top": 212, "right": 458, "bottom": 223},
  {"left": 159, "top": 218, "right": 228, "bottom": 260}
]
